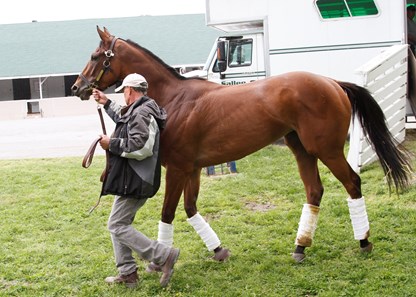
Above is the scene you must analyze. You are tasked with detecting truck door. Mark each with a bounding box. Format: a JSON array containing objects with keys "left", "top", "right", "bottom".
[{"left": 208, "top": 34, "right": 266, "bottom": 85}]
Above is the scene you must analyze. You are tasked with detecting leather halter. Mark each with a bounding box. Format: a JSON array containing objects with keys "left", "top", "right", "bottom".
[{"left": 80, "top": 36, "right": 118, "bottom": 91}]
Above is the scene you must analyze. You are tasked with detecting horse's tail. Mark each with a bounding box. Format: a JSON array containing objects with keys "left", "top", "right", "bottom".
[{"left": 337, "top": 81, "right": 412, "bottom": 192}]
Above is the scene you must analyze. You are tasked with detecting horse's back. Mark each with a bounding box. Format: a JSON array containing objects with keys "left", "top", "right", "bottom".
[
  {"left": 173, "top": 71, "right": 353, "bottom": 166},
  {"left": 243, "top": 71, "right": 352, "bottom": 127},
  {"left": 240, "top": 71, "right": 353, "bottom": 154},
  {"left": 266, "top": 71, "right": 352, "bottom": 154}
]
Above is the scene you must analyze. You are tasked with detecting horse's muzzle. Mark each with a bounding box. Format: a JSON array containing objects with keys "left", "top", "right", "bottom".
[{"left": 71, "top": 83, "right": 91, "bottom": 100}]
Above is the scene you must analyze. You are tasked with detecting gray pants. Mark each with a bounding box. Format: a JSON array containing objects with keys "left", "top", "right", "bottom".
[{"left": 107, "top": 195, "right": 171, "bottom": 275}]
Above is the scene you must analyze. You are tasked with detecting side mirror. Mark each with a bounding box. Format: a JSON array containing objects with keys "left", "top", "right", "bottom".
[{"left": 217, "top": 41, "right": 227, "bottom": 72}]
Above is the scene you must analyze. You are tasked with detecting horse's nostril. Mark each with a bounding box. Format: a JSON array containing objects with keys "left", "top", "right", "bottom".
[{"left": 71, "top": 85, "right": 79, "bottom": 95}]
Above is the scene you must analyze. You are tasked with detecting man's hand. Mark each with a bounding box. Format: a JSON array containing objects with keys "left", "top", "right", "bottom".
[
  {"left": 99, "top": 135, "right": 110, "bottom": 150},
  {"left": 92, "top": 89, "right": 109, "bottom": 105}
]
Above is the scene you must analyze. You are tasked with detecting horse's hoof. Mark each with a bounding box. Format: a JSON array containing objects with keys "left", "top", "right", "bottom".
[
  {"left": 292, "top": 253, "right": 306, "bottom": 263},
  {"left": 212, "top": 248, "right": 231, "bottom": 261},
  {"left": 360, "top": 242, "right": 373, "bottom": 253}
]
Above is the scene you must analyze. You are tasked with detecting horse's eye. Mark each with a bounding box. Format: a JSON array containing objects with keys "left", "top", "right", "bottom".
[{"left": 90, "top": 52, "right": 99, "bottom": 61}]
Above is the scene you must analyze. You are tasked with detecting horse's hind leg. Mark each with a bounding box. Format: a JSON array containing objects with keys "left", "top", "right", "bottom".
[
  {"left": 319, "top": 154, "right": 373, "bottom": 253},
  {"left": 184, "top": 168, "right": 230, "bottom": 261},
  {"left": 285, "top": 132, "right": 324, "bottom": 263}
]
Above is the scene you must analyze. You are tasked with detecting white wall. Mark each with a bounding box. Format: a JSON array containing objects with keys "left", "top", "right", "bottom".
[{"left": 206, "top": 0, "right": 407, "bottom": 84}]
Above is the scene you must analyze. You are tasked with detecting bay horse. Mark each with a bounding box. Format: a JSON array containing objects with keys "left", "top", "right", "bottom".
[{"left": 71, "top": 26, "right": 411, "bottom": 263}]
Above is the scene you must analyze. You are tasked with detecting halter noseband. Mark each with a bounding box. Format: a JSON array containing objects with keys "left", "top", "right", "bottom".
[{"left": 80, "top": 36, "right": 118, "bottom": 91}]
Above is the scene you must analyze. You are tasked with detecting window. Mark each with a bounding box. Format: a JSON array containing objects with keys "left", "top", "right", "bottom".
[
  {"left": 315, "top": 0, "right": 378, "bottom": 19},
  {"left": 213, "top": 38, "right": 253, "bottom": 72},
  {"left": 228, "top": 39, "right": 253, "bottom": 67}
]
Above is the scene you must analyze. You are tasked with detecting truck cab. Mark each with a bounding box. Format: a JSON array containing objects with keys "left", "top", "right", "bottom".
[{"left": 185, "top": 34, "right": 266, "bottom": 85}]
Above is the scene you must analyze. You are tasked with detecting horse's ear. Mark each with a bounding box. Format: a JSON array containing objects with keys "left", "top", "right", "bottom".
[
  {"left": 96, "top": 26, "right": 111, "bottom": 42},
  {"left": 103, "top": 27, "right": 111, "bottom": 35}
]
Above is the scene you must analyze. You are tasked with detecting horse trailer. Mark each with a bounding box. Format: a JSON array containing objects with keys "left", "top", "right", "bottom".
[
  {"left": 187, "top": 0, "right": 407, "bottom": 83},
  {"left": 184, "top": 0, "right": 416, "bottom": 173}
]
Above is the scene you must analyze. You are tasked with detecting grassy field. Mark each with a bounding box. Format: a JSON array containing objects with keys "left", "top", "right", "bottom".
[{"left": 1, "top": 132, "right": 416, "bottom": 296}]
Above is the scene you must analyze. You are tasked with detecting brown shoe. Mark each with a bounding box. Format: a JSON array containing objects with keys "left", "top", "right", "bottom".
[
  {"left": 105, "top": 269, "right": 138, "bottom": 288},
  {"left": 145, "top": 262, "right": 162, "bottom": 273},
  {"left": 160, "top": 248, "right": 180, "bottom": 287}
]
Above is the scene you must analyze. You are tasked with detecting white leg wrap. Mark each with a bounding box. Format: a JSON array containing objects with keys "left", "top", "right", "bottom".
[
  {"left": 347, "top": 197, "right": 370, "bottom": 240},
  {"left": 295, "top": 204, "right": 320, "bottom": 247},
  {"left": 187, "top": 213, "right": 220, "bottom": 251},
  {"left": 157, "top": 221, "right": 174, "bottom": 247}
]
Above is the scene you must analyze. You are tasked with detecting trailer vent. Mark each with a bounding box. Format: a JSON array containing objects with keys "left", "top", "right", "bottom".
[
  {"left": 27, "top": 101, "right": 40, "bottom": 114},
  {"left": 315, "top": 0, "right": 378, "bottom": 19}
]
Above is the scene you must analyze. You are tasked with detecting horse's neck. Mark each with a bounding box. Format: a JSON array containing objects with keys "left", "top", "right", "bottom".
[
  {"left": 147, "top": 74, "right": 182, "bottom": 107},
  {"left": 120, "top": 42, "right": 211, "bottom": 107},
  {"left": 125, "top": 50, "right": 181, "bottom": 107}
]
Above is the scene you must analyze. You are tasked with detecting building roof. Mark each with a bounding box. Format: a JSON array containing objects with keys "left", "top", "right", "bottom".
[{"left": 0, "top": 14, "right": 220, "bottom": 79}]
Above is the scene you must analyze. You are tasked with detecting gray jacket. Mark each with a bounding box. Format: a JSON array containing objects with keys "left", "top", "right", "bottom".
[{"left": 102, "top": 96, "right": 167, "bottom": 198}]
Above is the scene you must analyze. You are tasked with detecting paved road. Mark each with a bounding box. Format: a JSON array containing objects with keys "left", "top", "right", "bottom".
[{"left": 0, "top": 114, "right": 116, "bottom": 160}]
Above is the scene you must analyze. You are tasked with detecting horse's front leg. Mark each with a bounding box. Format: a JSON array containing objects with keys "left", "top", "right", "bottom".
[
  {"left": 146, "top": 166, "right": 185, "bottom": 273},
  {"left": 157, "top": 166, "right": 187, "bottom": 246},
  {"left": 184, "top": 168, "right": 230, "bottom": 261}
]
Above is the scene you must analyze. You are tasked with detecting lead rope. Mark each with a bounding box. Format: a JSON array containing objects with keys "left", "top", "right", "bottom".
[{"left": 82, "top": 105, "right": 110, "bottom": 214}]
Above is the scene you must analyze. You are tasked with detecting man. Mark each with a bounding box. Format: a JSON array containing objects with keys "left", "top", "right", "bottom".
[
  {"left": 92, "top": 73, "right": 179, "bottom": 288},
  {"left": 407, "top": 4, "right": 416, "bottom": 54}
]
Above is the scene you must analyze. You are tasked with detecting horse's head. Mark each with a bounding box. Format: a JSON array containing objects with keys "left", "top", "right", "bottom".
[{"left": 71, "top": 26, "right": 123, "bottom": 100}]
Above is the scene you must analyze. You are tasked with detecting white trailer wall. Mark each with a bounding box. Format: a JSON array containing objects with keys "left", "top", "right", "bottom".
[{"left": 206, "top": 0, "right": 406, "bottom": 83}]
